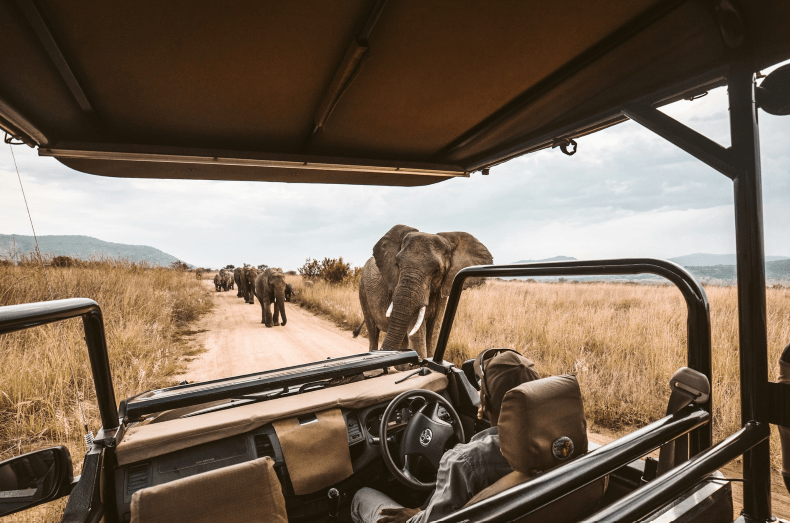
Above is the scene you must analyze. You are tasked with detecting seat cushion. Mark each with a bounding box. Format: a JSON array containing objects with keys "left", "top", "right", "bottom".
[
  {"left": 130, "top": 457, "right": 287, "bottom": 523},
  {"left": 465, "top": 470, "right": 608, "bottom": 523}
]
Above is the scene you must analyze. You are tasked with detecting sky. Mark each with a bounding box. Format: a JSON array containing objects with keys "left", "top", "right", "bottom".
[{"left": 1, "top": 64, "right": 789, "bottom": 270}]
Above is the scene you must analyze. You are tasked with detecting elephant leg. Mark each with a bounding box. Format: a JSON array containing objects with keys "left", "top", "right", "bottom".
[
  {"left": 364, "top": 314, "right": 379, "bottom": 351},
  {"left": 272, "top": 297, "right": 280, "bottom": 326},
  {"left": 264, "top": 299, "right": 273, "bottom": 327}
]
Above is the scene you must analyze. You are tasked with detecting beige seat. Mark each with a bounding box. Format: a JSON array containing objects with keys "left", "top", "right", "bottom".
[
  {"left": 464, "top": 375, "right": 607, "bottom": 523},
  {"left": 130, "top": 457, "right": 287, "bottom": 523}
]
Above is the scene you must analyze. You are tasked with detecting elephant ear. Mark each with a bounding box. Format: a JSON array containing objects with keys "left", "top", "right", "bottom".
[
  {"left": 373, "top": 224, "right": 418, "bottom": 293},
  {"left": 437, "top": 232, "right": 493, "bottom": 298}
]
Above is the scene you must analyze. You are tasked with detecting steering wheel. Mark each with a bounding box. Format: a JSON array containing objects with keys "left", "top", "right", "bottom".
[{"left": 379, "top": 389, "right": 465, "bottom": 491}]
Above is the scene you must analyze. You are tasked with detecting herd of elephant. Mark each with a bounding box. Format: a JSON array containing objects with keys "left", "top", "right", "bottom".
[
  {"left": 209, "top": 224, "right": 492, "bottom": 355},
  {"left": 214, "top": 267, "right": 293, "bottom": 328}
]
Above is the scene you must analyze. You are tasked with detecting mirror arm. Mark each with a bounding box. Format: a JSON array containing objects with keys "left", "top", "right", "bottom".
[{"left": 61, "top": 448, "right": 104, "bottom": 523}]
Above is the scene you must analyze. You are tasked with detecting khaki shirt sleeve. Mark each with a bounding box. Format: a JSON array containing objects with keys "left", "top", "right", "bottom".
[{"left": 408, "top": 448, "right": 478, "bottom": 523}]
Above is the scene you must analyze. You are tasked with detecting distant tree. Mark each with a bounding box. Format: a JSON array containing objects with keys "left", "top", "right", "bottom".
[
  {"left": 224, "top": 264, "right": 235, "bottom": 269},
  {"left": 286, "top": 270, "right": 297, "bottom": 275},
  {"left": 51, "top": 255, "right": 79, "bottom": 268},
  {"left": 299, "top": 257, "right": 360, "bottom": 284},
  {"left": 320, "top": 257, "right": 351, "bottom": 284},
  {"left": 298, "top": 258, "right": 321, "bottom": 280},
  {"left": 258, "top": 264, "right": 269, "bottom": 270},
  {"left": 169, "top": 260, "right": 189, "bottom": 271}
]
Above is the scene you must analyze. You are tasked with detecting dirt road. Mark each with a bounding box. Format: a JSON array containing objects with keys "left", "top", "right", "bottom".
[{"left": 179, "top": 281, "right": 367, "bottom": 382}]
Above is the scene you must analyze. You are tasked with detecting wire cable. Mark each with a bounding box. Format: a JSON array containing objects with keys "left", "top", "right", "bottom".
[{"left": 9, "top": 144, "right": 91, "bottom": 448}]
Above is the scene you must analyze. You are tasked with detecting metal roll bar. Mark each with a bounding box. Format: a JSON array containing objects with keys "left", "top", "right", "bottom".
[
  {"left": 583, "top": 421, "right": 768, "bottom": 522},
  {"left": 0, "top": 298, "right": 119, "bottom": 431},
  {"left": 433, "top": 258, "right": 713, "bottom": 451},
  {"left": 435, "top": 405, "right": 710, "bottom": 523}
]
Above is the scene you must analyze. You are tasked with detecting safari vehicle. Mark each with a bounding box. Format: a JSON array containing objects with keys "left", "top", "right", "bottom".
[{"left": 1, "top": 1, "right": 790, "bottom": 522}]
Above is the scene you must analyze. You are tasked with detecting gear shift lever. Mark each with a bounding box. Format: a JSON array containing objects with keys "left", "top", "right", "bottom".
[{"left": 328, "top": 488, "right": 340, "bottom": 520}]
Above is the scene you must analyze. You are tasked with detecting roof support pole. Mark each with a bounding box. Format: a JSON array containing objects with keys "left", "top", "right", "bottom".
[{"left": 728, "top": 58, "right": 772, "bottom": 522}]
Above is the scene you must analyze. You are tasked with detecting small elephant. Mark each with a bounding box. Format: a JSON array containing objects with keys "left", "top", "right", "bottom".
[
  {"left": 255, "top": 268, "right": 288, "bottom": 327},
  {"left": 218, "top": 269, "right": 230, "bottom": 291},
  {"left": 357, "top": 224, "right": 492, "bottom": 359},
  {"left": 234, "top": 267, "right": 243, "bottom": 297},
  {"left": 224, "top": 271, "right": 234, "bottom": 291},
  {"left": 213, "top": 273, "right": 222, "bottom": 291},
  {"left": 285, "top": 283, "right": 293, "bottom": 302},
  {"left": 243, "top": 267, "right": 260, "bottom": 304}
]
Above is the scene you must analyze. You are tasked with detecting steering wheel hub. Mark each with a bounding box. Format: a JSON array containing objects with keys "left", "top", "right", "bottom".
[{"left": 419, "top": 429, "right": 433, "bottom": 446}]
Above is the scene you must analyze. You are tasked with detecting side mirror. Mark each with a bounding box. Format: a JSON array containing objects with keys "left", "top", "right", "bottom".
[
  {"left": 756, "top": 63, "right": 790, "bottom": 116},
  {"left": 0, "top": 446, "right": 73, "bottom": 517}
]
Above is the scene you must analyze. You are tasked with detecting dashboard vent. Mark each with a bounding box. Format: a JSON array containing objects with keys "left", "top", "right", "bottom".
[
  {"left": 127, "top": 462, "right": 150, "bottom": 496},
  {"left": 346, "top": 413, "right": 363, "bottom": 445},
  {"left": 255, "top": 433, "right": 276, "bottom": 459}
]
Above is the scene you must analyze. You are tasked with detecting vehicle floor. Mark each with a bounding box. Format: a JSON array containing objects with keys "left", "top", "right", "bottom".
[
  {"left": 588, "top": 428, "right": 790, "bottom": 519},
  {"left": 178, "top": 281, "right": 368, "bottom": 382}
]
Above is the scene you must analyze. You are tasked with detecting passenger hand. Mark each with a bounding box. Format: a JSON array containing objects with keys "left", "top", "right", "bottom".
[{"left": 377, "top": 507, "right": 421, "bottom": 522}]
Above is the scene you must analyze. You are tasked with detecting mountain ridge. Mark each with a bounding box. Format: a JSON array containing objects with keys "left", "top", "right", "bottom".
[
  {"left": 507, "top": 253, "right": 790, "bottom": 284},
  {"left": 0, "top": 234, "right": 189, "bottom": 267}
]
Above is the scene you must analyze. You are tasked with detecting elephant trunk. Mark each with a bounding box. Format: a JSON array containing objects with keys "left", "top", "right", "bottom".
[{"left": 381, "top": 272, "right": 428, "bottom": 353}]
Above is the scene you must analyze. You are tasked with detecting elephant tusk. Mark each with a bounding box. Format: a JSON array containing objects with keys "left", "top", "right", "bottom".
[
  {"left": 409, "top": 306, "right": 426, "bottom": 337},
  {"left": 386, "top": 302, "right": 393, "bottom": 318}
]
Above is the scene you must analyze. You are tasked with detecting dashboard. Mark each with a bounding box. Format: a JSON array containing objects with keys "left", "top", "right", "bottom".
[{"left": 115, "top": 396, "right": 454, "bottom": 522}]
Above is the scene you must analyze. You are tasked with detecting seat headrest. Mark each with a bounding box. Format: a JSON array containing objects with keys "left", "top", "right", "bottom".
[{"left": 498, "top": 375, "right": 587, "bottom": 475}]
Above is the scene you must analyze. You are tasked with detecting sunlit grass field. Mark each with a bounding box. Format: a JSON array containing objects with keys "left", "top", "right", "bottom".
[
  {"left": 290, "top": 275, "right": 790, "bottom": 472},
  {"left": 0, "top": 259, "right": 212, "bottom": 521}
]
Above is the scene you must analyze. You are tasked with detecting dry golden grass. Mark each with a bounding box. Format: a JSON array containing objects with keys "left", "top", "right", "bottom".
[
  {"left": 287, "top": 275, "right": 364, "bottom": 330},
  {"left": 0, "top": 259, "right": 212, "bottom": 521},
  {"left": 289, "top": 276, "right": 790, "bottom": 473}
]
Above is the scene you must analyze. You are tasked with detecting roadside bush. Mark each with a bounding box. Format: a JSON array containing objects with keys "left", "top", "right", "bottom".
[{"left": 298, "top": 257, "right": 361, "bottom": 285}]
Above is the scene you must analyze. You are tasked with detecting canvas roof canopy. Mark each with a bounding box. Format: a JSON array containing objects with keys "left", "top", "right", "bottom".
[{"left": 0, "top": 0, "right": 788, "bottom": 186}]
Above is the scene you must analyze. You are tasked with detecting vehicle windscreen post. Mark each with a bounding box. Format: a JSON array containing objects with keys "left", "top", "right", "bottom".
[
  {"left": 729, "top": 53, "right": 772, "bottom": 520},
  {"left": 82, "top": 310, "right": 119, "bottom": 431}
]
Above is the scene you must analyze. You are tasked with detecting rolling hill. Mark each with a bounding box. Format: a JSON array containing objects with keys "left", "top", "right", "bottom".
[
  {"left": 668, "top": 253, "right": 790, "bottom": 266},
  {"left": 0, "top": 234, "right": 188, "bottom": 267},
  {"left": 508, "top": 253, "right": 790, "bottom": 284}
]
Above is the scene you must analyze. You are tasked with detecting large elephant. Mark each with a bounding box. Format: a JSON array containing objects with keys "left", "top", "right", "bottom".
[
  {"left": 255, "top": 268, "right": 288, "bottom": 327},
  {"left": 234, "top": 267, "right": 243, "bottom": 297},
  {"left": 213, "top": 273, "right": 222, "bottom": 291},
  {"left": 243, "top": 267, "right": 260, "bottom": 304},
  {"left": 357, "top": 225, "right": 492, "bottom": 359},
  {"left": 223, "top": 271, "right": 234, "bottom": 291}
]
